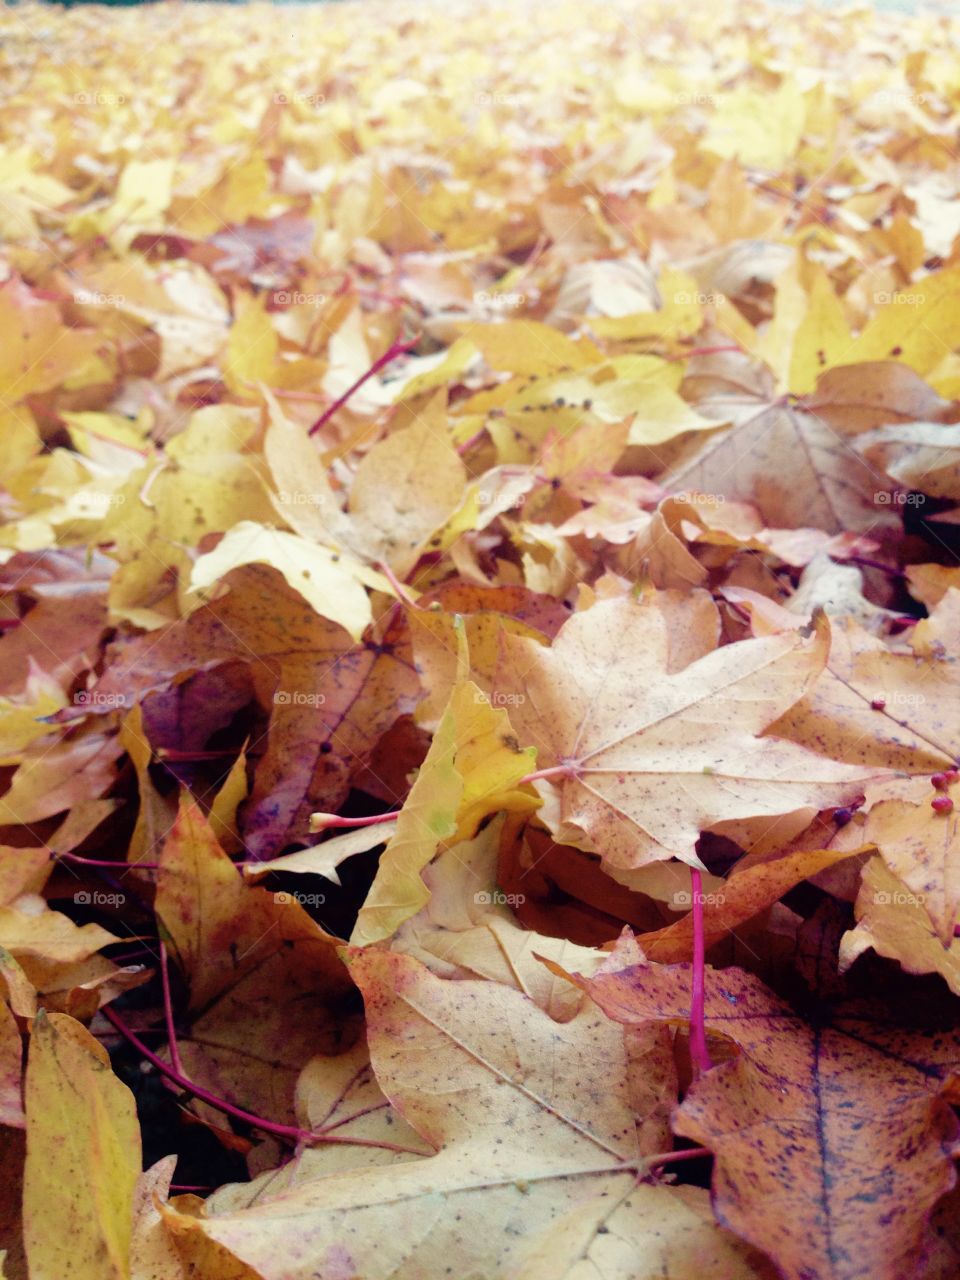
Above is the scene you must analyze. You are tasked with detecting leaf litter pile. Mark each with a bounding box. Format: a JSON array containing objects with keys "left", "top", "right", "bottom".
[{"left": 5, "top": 0, "right": 960, "bottom": 1276}]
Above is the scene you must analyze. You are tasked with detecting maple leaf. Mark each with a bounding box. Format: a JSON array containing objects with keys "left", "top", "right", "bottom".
[
  {"left": 666, "top": 362, "right": 958, "bottom": 542},
  {"left": 202, "top": 1040, "right": 434, "bottom": 1208},
  {"left": 828, "top": 777, "right": 960, "bottom": 944},
  {"left": 663, "top": 389, "right": 895, "bottom": 537},
  {"left": 154, "top": 800, "right": 360, "bottom": 1123},
  {"left": 0, "top": 549, "right": 111, "bottom": 697},
  {"left": 188, "top": 521, "right": 376, "bottom": 642},
  {"left": 6, "top": 0, "right": 960, "bottom": 1271},
  {"left": 500, "top": 596, "right": 875, "bottom": 870},
  {"left": 391, "top": 818, "right": 608, "bottom": 1023},
  {"left": 0, "top": 726, "right": 123, "bottom": 827},
  {"left": 573, "top": 951, "right": 960, "bottom": 1280},
  {"left": 407, "top": 580, "right": 568, "bottom": 728},
  {"left": 348, "top": 397, "right": 467, "bottom": 576},
  {"left": 172, "top": 949, "right": 770, "bottom": 1280},
  {"left": 0, "top": 277, "right": 110, "bottom": 405},
  {"left": 732, "top": 593, "right": 960, "bottom": 772},
  {"left": 857, "top": 422, "right": 960, "bottom": 502},
  {"left": 69, "top": 565, "right": 419, "bottom": 857}
]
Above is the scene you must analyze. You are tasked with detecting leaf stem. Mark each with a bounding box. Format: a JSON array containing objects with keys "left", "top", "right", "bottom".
[
  {"left": 159, "top": 941, "right": 184, "bottom": 1078},
  {"left": 52, "top": 850, "right": 160, "bottom": 871},
  {"left": 376, "top": 559, "right": 424, "bottom": 609},
  {"left": 688, "top": 868, "right": 713, "bottom": 1079},
  {"left": 837, "top": 554, "right": 905, "bottom": 580},
  {"left": 310, "top": 809, "right": 401, "bottom": 831},
  {"left": 646, "top": 1145, "right": 712, "bottom": 1171},
  {"left": 155, "top": 747, "right": 240, "bottom": 762},
  {"left": 519, "top": 764, "right": 572, "bottom": 785},
  {"left": 101, "top": 1005, "right": 423, "bottom": 1155},
  {"left": 307, "top": 334, "right": 420, "bottom": 437}
]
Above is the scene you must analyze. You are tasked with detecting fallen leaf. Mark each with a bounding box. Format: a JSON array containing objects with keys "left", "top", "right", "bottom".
[
  {"left": 500, "top": 596, "right": 874, "bottom": 870},
  {"left": 23, "top": 1012, "right": 140, "bottom": 1280},
  {"left": 636, "top": 845, "right": 871, "bottom": 962},
  {"left": 155, "top": 799, "right": 359, "bottom": 1124},
  {"left": 189, "top": 521, "right": 374, "bottom": 642},
  {"left": 183, "top": 949, "right": 692, "bottom": 1279},
  {"left": 348, "top": 396, "right": 466, "bottom": 576},
  {"left": 840, "top": 856, "right": 960, "bottom": 995},
  {"left": 352, "top": 678, "right": 537, "bottom": 944},
  {"left": 574, "top": 952, "right": 960, "bottom": 1280}
]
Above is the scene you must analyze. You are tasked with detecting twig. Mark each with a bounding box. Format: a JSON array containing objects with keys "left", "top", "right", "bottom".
[{"left": 377, "top": 559, "right": 424, "bottom": 610}]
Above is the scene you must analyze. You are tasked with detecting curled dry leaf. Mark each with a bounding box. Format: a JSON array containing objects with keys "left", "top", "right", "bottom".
[{"left": 635, "top": 845, "right": 872, "bottom": 963}]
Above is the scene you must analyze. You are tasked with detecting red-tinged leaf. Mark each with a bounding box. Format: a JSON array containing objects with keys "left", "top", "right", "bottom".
[{"left": 61, "top": 565, "right": 419, "bottom": 856}]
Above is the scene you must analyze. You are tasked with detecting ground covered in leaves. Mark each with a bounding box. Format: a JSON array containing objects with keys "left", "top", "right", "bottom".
[{"left": 3, "top": 0, "right": 960, "bottom": 1276}]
